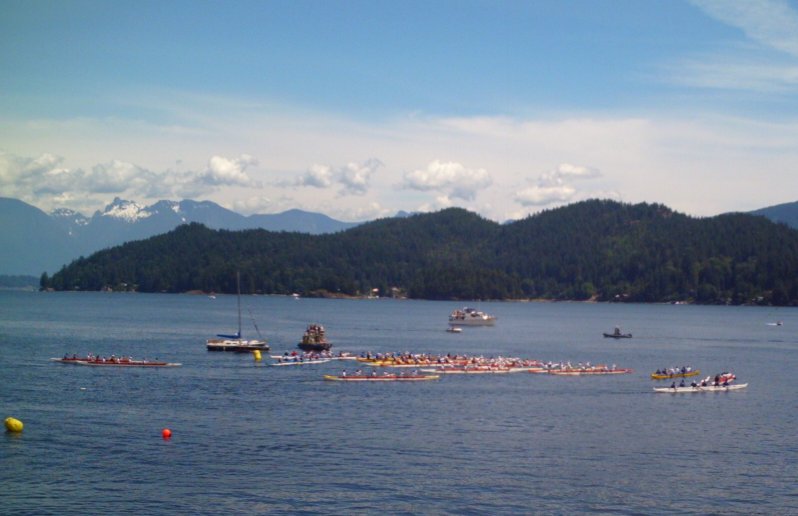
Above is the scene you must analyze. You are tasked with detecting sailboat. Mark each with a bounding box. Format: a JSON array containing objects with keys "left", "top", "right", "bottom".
[{"left": 206, "top": 273, "right": 270, "bottom": 352}]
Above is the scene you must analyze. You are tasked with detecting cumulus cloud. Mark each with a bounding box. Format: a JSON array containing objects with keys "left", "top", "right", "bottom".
[
  {"left": 402, "top": 160, "right": 492, "bottom": 201},
  {"left": 296, "top": 164, "right": 334, "bottom": 188},
  {"left": 515, "top": 163, "right": 600, "bottom": 207},
  {"left": 0, "top": 151, "right": 265, "bottom": 213},
  {"left": 199, "top": 154, "right": 260, "bottom": 187},
  {"left": 293, "top": 158, "right": 382, "bottom": 196}
]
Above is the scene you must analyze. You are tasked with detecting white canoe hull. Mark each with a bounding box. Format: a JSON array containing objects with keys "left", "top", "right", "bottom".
[{"left": 654, "top": 383, "right": 748, "bottom": 393}]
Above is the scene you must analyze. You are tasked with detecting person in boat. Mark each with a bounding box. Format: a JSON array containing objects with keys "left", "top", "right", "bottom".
[
  {"left": 341, "top": 370, "right": 347, "bottom": 377},
  {"left": 714, "top": 374, "right": 720, "bottom": 386},
  {"left": 679, "top": 379, "right": 686, "bottom": 387},
  {"left": 613, "top": 327, "right": 621, "bottom": 336},
  {"left": 670, "top": 381, "right": 677, "bottom": 389},
  {"left": 690, "top": 380, "right": 698, "bottom": 387}
]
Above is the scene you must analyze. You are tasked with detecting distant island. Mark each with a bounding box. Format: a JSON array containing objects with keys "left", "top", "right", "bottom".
[{"left": 41, "top": 199, "right": 798, "bottom": 306}]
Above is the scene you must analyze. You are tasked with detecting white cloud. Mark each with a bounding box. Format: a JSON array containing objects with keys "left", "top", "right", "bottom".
[
  {"left": 402, "top": 160, "right": 491, "bottom": 201},
  {"left": 670, "top": 1, "right": 798, "bottom": 93},
  {"left": 339, "top": 159, "right": 381, "bottom": 195},
  {"left": 692, "top": 0, "right": 798, "bottom": 57},
  {"left": 293, "top": 158, "right": 382, "bottom": 196},
  {"left": 514, "top": 163, "right": 600, "bottom": 207},
  {"left": 0, "top": 150, "right": 267, "bottom": 214},
  {"left": 200, "top": 154, "right": 260, "bottom": 187},
  {"left": 296, "top": 164, "right": 334, "bottom": 188},
  {"left": 515, "top": 185, "right": 576, "bottom": 206}
]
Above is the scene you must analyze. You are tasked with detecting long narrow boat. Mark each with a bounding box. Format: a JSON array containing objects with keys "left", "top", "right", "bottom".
[
  {"left": 529, "top": 366, "right": 632, "bottom": 375},
  {"left": 653, "top": 383, "right": 748, "bottom": 393},
  {"left": 270, "top": 358, "right": 331, "bottom": 366},
  {"left": 51, "top": 357, "right": 91, "bottom": 364},
  {"left": 51, "top": 357, "right": 180, "bottom": 367},
  {"left": 546, "top": 368, "right": 633, "bottom": 376},
  {"left": 270, "top": 353, "right": 356, "bottom": 361},
  {"left": 75, "top": 359, "right": 181, "bottom": 367},
  {"left": 650, "top": 370, "right": 700, "bottom": 380},
  {"left": 323, "top": 374, "right": 440, "bottom": 382},
  {"left": 419, "top": 366, "right": 514, "bottom": 374}
]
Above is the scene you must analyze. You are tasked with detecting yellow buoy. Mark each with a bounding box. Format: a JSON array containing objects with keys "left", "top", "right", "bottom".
[
  {"left": 252, "top": 349, "right": 261, "bottom": 361},
  {"left": 5, "top": 417, "right": 23, "bottom": 433}
]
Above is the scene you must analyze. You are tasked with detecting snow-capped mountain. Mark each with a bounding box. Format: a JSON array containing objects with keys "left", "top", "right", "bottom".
[{"left": 1, "top": 197, "right": 360, "bottom": 276}]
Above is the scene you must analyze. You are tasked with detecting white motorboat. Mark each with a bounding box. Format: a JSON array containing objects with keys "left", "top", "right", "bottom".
[{"left": 448, "top": 307, "right": 496, "bottom": 326}]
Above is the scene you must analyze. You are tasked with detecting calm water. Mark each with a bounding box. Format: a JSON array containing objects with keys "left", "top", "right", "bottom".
[{"left": 1, "top": 291, "right": 797, "bottom": 514}]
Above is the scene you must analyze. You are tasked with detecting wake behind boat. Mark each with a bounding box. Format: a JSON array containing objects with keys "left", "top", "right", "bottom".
[{"left": 448, "top": 307, "right": 496, "bottom": 326}]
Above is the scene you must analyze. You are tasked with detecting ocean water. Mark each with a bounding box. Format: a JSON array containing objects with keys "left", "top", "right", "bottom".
[{"left": 1, "top": 291, "right": 797, "bottom": 514}]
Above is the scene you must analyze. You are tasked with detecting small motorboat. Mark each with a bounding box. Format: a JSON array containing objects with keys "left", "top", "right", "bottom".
[
  {"left": 298, "top": 323, "right": 332, "bottom": 352},
  {"left": 448, "top": 307, "right": 496, "bottom": 326},
  {"left": 603, "top": 327, "right": 632, "bottom": 338}
]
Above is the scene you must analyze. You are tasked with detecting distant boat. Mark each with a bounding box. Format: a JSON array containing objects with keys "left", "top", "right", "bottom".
[
  {"left": 448, "top": 307, "right": 496, "bottom": 326},
  {"left": 206, "top": 272, "right": 270, "bottom": 352},
  {"left": 654, "top": 383, "right": 748, "bottom": 393},
  {"left": 603, "top": 327, "right": 632, "bottom": 339},
  {"left": 51, "top": 356, "right": 180, "bottom": 367},
  {"left": 324, "top": 374, "right": 440, "bottom": 382},
  {"left": 446, "top": 326, "right": 463, "bottom": 333},
  {"left": 298, "top": 323, "right": 332, "bottom": 352}
]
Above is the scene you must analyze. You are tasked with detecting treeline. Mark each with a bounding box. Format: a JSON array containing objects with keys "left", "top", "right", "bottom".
[{"left": 42, "top": 200, "right": 798, "bottom": 305}]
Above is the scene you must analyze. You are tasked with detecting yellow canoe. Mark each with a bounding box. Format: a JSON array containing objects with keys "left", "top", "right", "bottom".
[{"left": 650, "top": 370, "right": 700, "bottom": 380}]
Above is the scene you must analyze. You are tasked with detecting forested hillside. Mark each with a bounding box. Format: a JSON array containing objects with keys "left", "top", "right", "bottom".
[{"left": 42, "top": 200, "right": 798, "bottom": 305}]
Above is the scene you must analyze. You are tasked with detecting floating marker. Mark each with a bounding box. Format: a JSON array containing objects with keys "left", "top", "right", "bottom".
[
  {"left": 252, "top": 349, "right": 262, "bottom": 361},
  {"left": 5, "top": 417, "right": 23, "bottom": 433},
  {"left": 162, "top": 428, "right": 172, "bottom": 439}
]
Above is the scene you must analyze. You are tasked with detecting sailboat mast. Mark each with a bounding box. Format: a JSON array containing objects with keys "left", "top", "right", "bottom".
[{"left": 237, "top": 271, "right": 242, "bottom": 337}]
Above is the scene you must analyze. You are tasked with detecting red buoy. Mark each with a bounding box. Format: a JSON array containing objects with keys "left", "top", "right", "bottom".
[{"left": 162, "top": 428, "right": 172, "bottom": 439}]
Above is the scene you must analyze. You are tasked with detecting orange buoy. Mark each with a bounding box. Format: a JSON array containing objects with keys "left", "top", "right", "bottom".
[{"left": 162, "top": 428, "right": 172, "bottom": 439}]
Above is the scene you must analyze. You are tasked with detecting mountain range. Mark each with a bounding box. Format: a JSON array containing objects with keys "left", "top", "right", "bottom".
[
  {"left": 0, "top": 197, "right": 359, "bottom": 276},
  {"left": 42, "top": 200, "right": 798, "bottom": 305},
  {"left": 3, "top": 196, "right": 798, "bottom": 279}
]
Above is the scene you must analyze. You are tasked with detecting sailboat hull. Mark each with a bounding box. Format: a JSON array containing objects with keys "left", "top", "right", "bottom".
[{"left": 206, "top": 338, "right": 269, "bottom": 352}]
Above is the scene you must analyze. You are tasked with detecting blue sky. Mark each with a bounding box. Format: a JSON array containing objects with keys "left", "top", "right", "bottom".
[{"left": 2, "top": 0, "right": 798, "bottom": 221}]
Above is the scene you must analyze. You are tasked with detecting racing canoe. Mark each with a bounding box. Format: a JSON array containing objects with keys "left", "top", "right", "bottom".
[
  {"left": 653, "top": 383, "right": 748, "bottom": 393},
  {"left": 324, "top": 374, "right": 440, "bottom": 382}
]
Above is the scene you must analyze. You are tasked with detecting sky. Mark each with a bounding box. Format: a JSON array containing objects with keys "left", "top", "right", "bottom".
[{"left": 2, "top": 0, "right": 798, "bottom": 222}]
